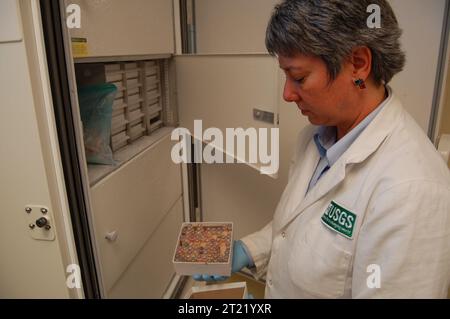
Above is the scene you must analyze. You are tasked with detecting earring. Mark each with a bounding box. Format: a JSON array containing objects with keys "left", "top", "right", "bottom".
[{"left": 354, "top": 78, "right": 366, "bottom": 89}]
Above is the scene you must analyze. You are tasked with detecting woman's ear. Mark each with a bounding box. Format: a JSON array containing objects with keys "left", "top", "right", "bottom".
[{"left": 350, "top": 46, "right": 372, "bottom": 80}]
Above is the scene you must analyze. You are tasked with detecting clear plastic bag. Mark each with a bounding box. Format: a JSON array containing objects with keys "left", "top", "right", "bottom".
[{"left": 78, "top": 83, "right": 117, "bottom": 165}]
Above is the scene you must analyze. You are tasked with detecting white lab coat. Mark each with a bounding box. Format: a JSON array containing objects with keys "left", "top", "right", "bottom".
[{"left": 242, "top": 90, "right": 450, "bottom": 298}]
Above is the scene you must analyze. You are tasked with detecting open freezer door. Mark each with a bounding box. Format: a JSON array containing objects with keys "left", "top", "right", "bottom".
[{"left": 174, "top": 54, "right": 280, "bottom": 178}]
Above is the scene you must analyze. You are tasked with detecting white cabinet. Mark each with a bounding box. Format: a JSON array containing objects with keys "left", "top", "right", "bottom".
[
  {"left": 90, "top": 134, "right": 182, "bottom": 294},
  {"left": 67, "top": 0, "right": 174, "bottom": 57},
  {"left": 108, "top": 197, "right": 184, "bottom": 298}
]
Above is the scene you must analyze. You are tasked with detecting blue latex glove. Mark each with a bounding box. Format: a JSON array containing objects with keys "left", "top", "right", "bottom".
[{"left": 193, "top": 240, "right": 252, "bottom": 282}]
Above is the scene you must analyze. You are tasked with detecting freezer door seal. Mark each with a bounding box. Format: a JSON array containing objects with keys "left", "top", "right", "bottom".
[{"left": 39, "top": 0, "right": 101, "bottom": 299}]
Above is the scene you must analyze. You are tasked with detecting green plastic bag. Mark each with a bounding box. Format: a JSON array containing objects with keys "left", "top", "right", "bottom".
[{"left": 78, "top": 83, "right": 117, "bottom": 165}]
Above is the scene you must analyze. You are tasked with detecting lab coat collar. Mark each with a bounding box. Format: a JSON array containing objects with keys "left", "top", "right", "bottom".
[{"left": 276, "top": 87, "right": 403, "bottom": 232}]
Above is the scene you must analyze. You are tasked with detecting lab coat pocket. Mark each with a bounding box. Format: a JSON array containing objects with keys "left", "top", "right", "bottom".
[{"left": 287, "top": 225, "right": 352, "bottom": 298}]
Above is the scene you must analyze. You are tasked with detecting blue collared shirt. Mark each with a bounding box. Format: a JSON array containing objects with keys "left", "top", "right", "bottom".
[{"left": 307, "top": 87, "right": 392, "bottom": 193}]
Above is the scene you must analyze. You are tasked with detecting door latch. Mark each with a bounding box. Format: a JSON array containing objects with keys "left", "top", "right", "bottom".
[{"left": 24, "top": 205, "right": 55, "bottom": 241}]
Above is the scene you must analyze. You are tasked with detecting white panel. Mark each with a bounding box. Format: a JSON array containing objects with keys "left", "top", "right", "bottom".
[
  {"left": 90, "top": 135, "right": 182, "bottom": 292},
  {"left": 0, "top": 29, "right": 69, "bottom": 298},
  {"left": 175, "top": 55, "right": 280, "bottom": 173},
  {"left": 195, "top": 0, "right": 277, "bottom": 54},
  {"left": 0, "top": 0, "right": 22, "bottom": 43},
  {"left": 108, "top": 197, "right": 184, "bottom": 298},
  {"left": 176, "top": 55, "right": 279, "bottom": 130},
  {"left": 67, "top": 0, "right": 174, "bottom": 57},
  {"left": 389, "top": 0, "right": 446, "bottom": 132}
]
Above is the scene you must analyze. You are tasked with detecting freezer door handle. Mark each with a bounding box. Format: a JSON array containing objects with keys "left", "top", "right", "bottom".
[
  {"left": 105, "top": 230, "right": 119, "bottom": 242},
  {"left": 253, "top": 108, "right": 275, "bottom": 124}
]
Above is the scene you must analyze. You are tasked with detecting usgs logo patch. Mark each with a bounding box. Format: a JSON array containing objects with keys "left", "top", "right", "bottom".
[{"left": 321, "top": 201, "right": 357, "bottom": 239}]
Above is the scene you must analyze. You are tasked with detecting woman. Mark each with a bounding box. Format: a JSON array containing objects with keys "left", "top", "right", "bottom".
[{"left": 196, "top": 0, "right": 450, "bottom": 298}]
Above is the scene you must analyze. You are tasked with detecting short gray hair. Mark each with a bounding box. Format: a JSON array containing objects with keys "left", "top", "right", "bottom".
[{"left": 266, "top": 0, "right": 406, "bottom": 85}]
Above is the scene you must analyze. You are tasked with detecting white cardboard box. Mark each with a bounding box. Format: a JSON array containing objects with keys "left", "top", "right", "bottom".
[
  {"left": 173, "top": 222, "right": 233, "bottom": 276},
  {"left": 184, "top": 282, "right": 247, "bottom": 299}
]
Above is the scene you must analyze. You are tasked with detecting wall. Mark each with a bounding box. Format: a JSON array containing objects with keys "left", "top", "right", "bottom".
[{"left": 384, "top": 0, "right": 446, "bottom": 132}]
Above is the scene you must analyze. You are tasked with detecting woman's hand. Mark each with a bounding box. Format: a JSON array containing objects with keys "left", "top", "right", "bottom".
[{"left": 193, "top": 240, "right": 253, "bottom": 282}]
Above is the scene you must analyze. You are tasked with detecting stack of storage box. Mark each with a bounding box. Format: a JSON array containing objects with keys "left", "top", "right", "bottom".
[
  {"left": 145, "top": 61, "right": 164, "bottom": 133},
  {"left": 103, "top": 60, "right": 165, "bottom": 152},
  {"left": 106, "top": 63, "right": 128, "bottom": 151}
]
